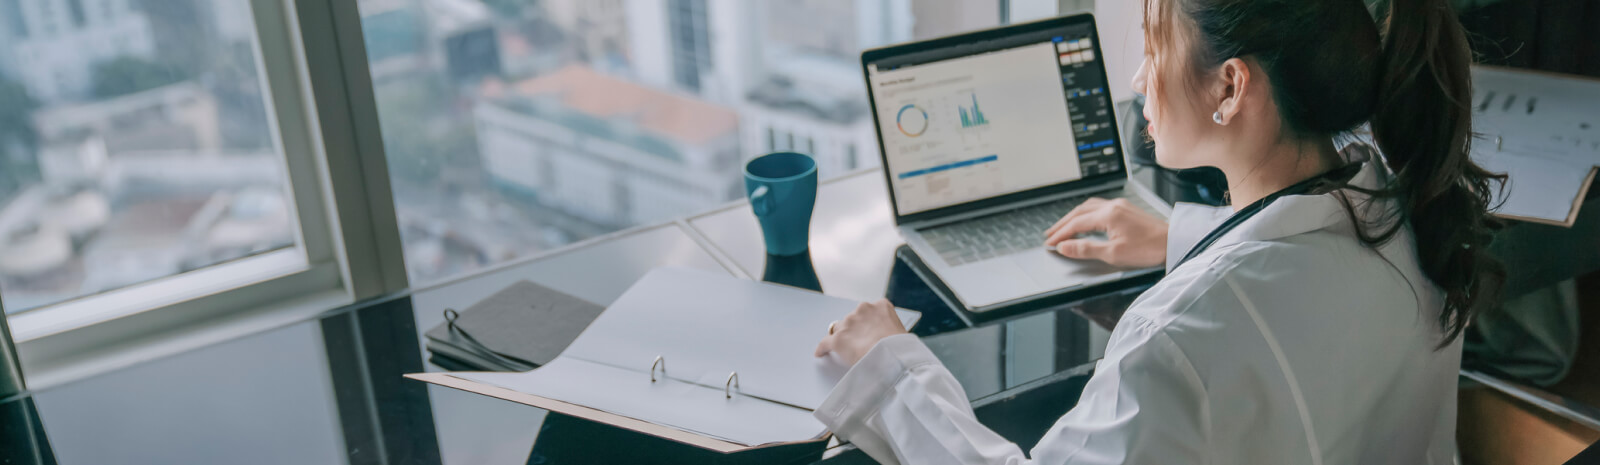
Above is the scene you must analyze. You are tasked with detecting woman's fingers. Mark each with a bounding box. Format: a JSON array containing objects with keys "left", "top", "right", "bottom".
[
  {"left": 1044, "top": 197, "right": 1106, "bottom": 237},
  {"left": 814, "top": 335, "right": 833, "bottom": 358},
  {"left": 816, "top": 300, "right": 905, "bottom": 362},
  {"left": 1055, "top": 238, "right": 1114, "bottom": 262},
  {"left": 816, "top": 303, "right": 869, "bottom": 357},
  {"left": 1044, "top": 210, "right": 1106, "bottom": 247}
]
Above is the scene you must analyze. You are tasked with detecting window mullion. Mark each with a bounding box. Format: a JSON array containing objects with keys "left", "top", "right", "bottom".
[{"left": 287, "top": 0, "right": 410, "bottom": 300}]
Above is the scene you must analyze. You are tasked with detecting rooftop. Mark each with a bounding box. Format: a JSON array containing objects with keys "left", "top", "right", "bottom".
[
  {"left": 483, "top": 65, "right": 740, "bottom": 147},
  {"left": 746, "top": 51, "right": 870, "bottom": 124}
]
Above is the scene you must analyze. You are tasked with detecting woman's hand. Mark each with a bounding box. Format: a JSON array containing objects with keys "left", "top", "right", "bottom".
[
  {"left": 1043, "top": 197, "right": 1169, "bottom": 268},
  {"left": 814, "top": 299, "right": 907, "bottom": 366}
]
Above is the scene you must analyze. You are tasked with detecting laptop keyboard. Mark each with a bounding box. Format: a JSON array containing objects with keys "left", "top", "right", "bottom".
[{"left": 920, "top": 192, "right": 1154, "bottom": 266}]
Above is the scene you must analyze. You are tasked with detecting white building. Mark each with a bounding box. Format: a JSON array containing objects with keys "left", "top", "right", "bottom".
[
  {"left": 475, "top": 66, "right": 743, "bottom": 229},
  {"left": 8, "top": 0, "right": 156, "bottom": 102},
  {"left": 624, "top": 0, "right": 765, "bottom": 106},
  {"left": 739, "top": 53, "right": 880, "bottom": 178},
  {"left": 766, "top": 0, "right": 913, "bottom": 58},
  {"left": 542, "top": 0, "right": 630, "bottom": 71},
  {"left": 31, "top": 81, "right": 223, "bottom": 156},
  {"left": 621, "top": 0, "right": 913, "bottom": 176}
]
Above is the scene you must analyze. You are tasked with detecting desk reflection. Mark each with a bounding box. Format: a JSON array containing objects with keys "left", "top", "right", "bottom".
[
  {"left": 763, "top": 251, "right": 823, "bottom": 293},
  {"left": 0, "top": 396, "right": 55, "bottom": 465}
]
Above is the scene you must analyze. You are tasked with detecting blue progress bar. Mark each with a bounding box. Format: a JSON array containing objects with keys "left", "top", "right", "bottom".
[
  {"left": 897, "top": 155, "right": 999, "bottom": 179},
  {"left": 1075, "top": 139, "right": 1115, "bottom": 151}
]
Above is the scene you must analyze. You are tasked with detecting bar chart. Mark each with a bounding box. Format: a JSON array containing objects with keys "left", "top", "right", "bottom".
[{"left": 958, "top": 93, "right": 989, "bottom": 128}]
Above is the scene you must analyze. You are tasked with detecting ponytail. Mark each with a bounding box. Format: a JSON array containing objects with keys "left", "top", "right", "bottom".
[
  {"left": 1148, "top": 0, "right": 1505, "bottom": 345},
  {"left": 1369, "top": 0, "right": 1506, "bottom": 345}
]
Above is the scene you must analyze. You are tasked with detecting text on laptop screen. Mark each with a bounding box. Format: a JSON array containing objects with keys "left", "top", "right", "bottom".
[{"left": 867, "top": 25, "right": 1121, "bottom": 215}]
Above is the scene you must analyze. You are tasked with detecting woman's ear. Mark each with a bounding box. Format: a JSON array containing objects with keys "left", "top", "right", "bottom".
[{"left": 1214, "top": 57, "right": 1252, "bottom": 125}]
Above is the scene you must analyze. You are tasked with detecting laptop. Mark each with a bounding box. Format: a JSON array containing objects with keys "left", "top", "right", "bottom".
[{"left": 861, "top": 14, "right": 1167, "bottom": 312}]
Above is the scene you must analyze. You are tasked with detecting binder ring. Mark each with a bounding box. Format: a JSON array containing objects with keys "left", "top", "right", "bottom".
[
  {"left": 725, "top": 372, "right": 740, "bottom": 399},
  {"left": 443, "top": 308, "right": 461, "bottom": 330},
  {"left": 651, "top": 356, "right": 666, "bottom": 383}
]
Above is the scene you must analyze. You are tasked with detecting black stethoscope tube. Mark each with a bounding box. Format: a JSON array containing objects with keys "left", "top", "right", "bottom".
[{"left": 1172, "top": 162, "right": 1364, "bottom": 270}]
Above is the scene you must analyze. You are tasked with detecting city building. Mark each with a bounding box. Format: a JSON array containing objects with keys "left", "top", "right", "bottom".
[
  {"left": 740, "top": 53, "right": 879, "bottom": 178},
  {"left": 624, "top": 0, "right": 765, "bottom": 105},
  {"left": 7, "top": 0, "right": 157, "bottom": 102},
  {"left": 0, "top": 0, "right": 24, "bottom": 79},
  {"left": 30, "top": 81, "right": 223, "bottom": 157},
  {"left": 541, "top": 0, "right": 630, "bottom": 72},
  {"left": 911, "top": 0, "right": 1001, "bottom": 41},
  {"left": 0, "top": 149, "right": 289, "bottom": 311},
  {"left": 766, "top": 0, "right": 914, "bottom": 59},
  {"left": 474, "top": 65, "right": 742, "bottom": 230},
  {"left": 360, "top": 0, "right": 499, "bottom": 85},
  {"left": 619, "top": 0, "right": 913, "bottom": 176}
]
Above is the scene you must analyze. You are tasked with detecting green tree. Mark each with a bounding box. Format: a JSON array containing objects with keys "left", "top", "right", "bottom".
[
  {"left": 0, "top": 79, "right": 41, "bottom": 199},
  {"left": 89, "top": 57, "right": 188, "bottom": 99}
]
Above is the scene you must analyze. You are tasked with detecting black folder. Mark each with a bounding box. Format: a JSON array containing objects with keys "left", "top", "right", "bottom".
[{"left": 422, "top": 280, "right": 606, "bottom": 372}]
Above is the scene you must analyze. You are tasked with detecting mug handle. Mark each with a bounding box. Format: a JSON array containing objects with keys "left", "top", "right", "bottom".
[{"left": 750, "top": 185, "right": 775, "bottom": 217}]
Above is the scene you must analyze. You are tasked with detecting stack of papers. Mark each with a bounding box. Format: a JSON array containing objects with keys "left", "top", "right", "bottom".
[{"left": 1471, "top": 66, "right": 1600, "bottom": 226}]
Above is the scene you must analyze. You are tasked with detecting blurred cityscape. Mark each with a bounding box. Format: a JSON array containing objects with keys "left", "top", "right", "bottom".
[
  {"left": 0, "top": 0, "right": 999, "bottom": 313},
  {"left": 362, "top": 0, "right": 997, "bottom": 285},
  {"left": 0, "top": 0, "right": 290, "bottom": 312}
]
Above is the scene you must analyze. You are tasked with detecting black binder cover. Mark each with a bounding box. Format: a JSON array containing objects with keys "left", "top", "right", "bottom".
[{"left": 422, "top": 280, "right": 605, "bottom": 371}]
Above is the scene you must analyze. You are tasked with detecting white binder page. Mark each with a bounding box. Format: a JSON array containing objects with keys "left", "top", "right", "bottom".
[
  {"left": 558, "top": 267, "right": 919, "bottom": 410},
  {"left": 455, "top": 358, "right": 826, "bottom": 447}
]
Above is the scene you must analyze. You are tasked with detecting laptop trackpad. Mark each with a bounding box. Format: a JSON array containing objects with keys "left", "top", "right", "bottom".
[{"left": 1012, "top": 248, "right": 1123, "bottom": 288}]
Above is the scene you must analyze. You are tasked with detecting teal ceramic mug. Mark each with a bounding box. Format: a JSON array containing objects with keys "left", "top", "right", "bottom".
[{"left": 744, "top": 152, "right": 817, "bottom": 256}]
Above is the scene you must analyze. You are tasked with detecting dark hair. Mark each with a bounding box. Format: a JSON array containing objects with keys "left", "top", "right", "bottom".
[{"left": 1144, "top": 0, "right": 1506, "bottom": 345}]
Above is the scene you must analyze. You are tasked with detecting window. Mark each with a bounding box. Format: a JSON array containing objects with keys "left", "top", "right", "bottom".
[
  {"left": 0, "top": 0, "right": 305, "bottom": 315},
  {"left": 667, "top": 0, "right": 711, "bottom": 93},
  {"left": 359, "top": 0, "right": 1001, "bottom": 285},
  {"left": 0, "top": 0, "right": 409, "bottom": 384}
]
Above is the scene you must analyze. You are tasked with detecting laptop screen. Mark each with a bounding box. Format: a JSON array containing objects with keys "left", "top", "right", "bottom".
[{"left": 865, "top": 19, "right": 1122, "bottom": 216}]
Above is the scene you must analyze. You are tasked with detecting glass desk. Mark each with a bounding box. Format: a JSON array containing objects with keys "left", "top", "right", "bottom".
[
  {"left": 7, "top": 102, "right": 1594, "bottom": 464},
  {"left": 0, "top": 169, "right": 1132, "bottom": 465}
]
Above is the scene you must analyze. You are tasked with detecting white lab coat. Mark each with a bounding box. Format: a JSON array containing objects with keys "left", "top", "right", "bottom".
[{"left": 816, "top": 158, "right": 1462, "bottom": 464}]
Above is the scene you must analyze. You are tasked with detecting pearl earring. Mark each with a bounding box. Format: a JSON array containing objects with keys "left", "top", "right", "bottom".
[{"left": 1212, "top": 111, "right": 1225, "bottom": 125}]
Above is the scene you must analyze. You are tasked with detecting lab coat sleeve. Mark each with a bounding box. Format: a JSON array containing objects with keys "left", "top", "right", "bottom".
[{"left": 815, "top": 322, "right": 1209, "bottom": 465}]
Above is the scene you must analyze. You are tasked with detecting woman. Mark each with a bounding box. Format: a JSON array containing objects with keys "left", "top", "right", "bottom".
[{"left": 812, "top": 0, "right": 1504, "bottom": 463}]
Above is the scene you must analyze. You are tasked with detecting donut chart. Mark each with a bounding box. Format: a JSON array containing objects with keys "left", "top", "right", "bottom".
[{"left": 896, "top": 104, "right": 928, "bottom": 137}]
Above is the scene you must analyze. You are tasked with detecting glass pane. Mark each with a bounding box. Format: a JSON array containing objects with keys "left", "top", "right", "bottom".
[
  {"left": 361, "top": 0, "right": 1000, "bottom": 284},
  {"left": 0, "top": 0, "right": 297, "bottom": 313}
]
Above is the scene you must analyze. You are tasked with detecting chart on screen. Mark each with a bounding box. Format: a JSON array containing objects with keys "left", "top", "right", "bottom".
[
  {"left": 871, "top": 41, "right": 1081, "bottom": 214},
  {"left": 886, "top": 89, "right": 1008, "bottom": 206}
]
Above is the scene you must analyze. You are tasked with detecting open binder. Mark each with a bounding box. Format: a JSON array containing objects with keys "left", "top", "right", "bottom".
[{"left": 407, "top": 267, "right": 920, "bottom": 453}]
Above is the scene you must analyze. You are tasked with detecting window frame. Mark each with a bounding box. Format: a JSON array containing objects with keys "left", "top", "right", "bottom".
[
  {"left": 6, "top": 0, "right": 1032, "bottom": 389},
  {"left": 9, "top": 0, "right": 408, "bottom": 389}
]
